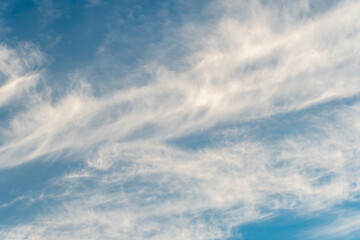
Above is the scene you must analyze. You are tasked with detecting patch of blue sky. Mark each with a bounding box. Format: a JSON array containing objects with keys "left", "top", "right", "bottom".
[
  {"left": 0, "top": 0, "right": 209, "bottom": 95},
  {"left": 0, "top": 156, "right": 84, "bottom": 225}
]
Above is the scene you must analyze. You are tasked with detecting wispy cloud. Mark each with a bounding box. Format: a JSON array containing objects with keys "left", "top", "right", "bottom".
[
  {"left": 1, "top": 0, "right": 360, "bottom": 167},
  {"left": 307, "top": 211, "right": 360, "bottom": 239},
  {"left": 0, "top": 43, "right": 43, "bottom": 108},
  {"left": 0, "top": 0, "right": 360, "bottom": 239}
]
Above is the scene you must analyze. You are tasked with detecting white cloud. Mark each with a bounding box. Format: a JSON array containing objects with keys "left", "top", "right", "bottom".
[
  {"left": 1, "top": 0, "right": 360, "bottom": 239},
  {"left": 0, "top": 43, "right": 43, "bottom": 108},
  {"left": 1, "top": 101, "right": 360, "bottom": 239},
  {"left": 2, "top": 0, "right": 360, "bottom": 166},
  {"left": 307, "top": 211, "right": 360, "bottom": 239}
]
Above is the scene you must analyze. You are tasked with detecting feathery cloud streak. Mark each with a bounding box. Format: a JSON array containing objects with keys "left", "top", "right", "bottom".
[{"left": 0, "top": 0, "right": 360, "bottom": 239}]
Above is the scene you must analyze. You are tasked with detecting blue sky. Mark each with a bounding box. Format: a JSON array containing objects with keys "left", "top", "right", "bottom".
[{"left": 0, "top": 0, "right": 360, "bottom": 239}]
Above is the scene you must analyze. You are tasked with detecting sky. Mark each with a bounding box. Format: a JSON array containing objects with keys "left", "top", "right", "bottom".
[{"left": 0, "top": 0, "right": 360, "bottom": 239}]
